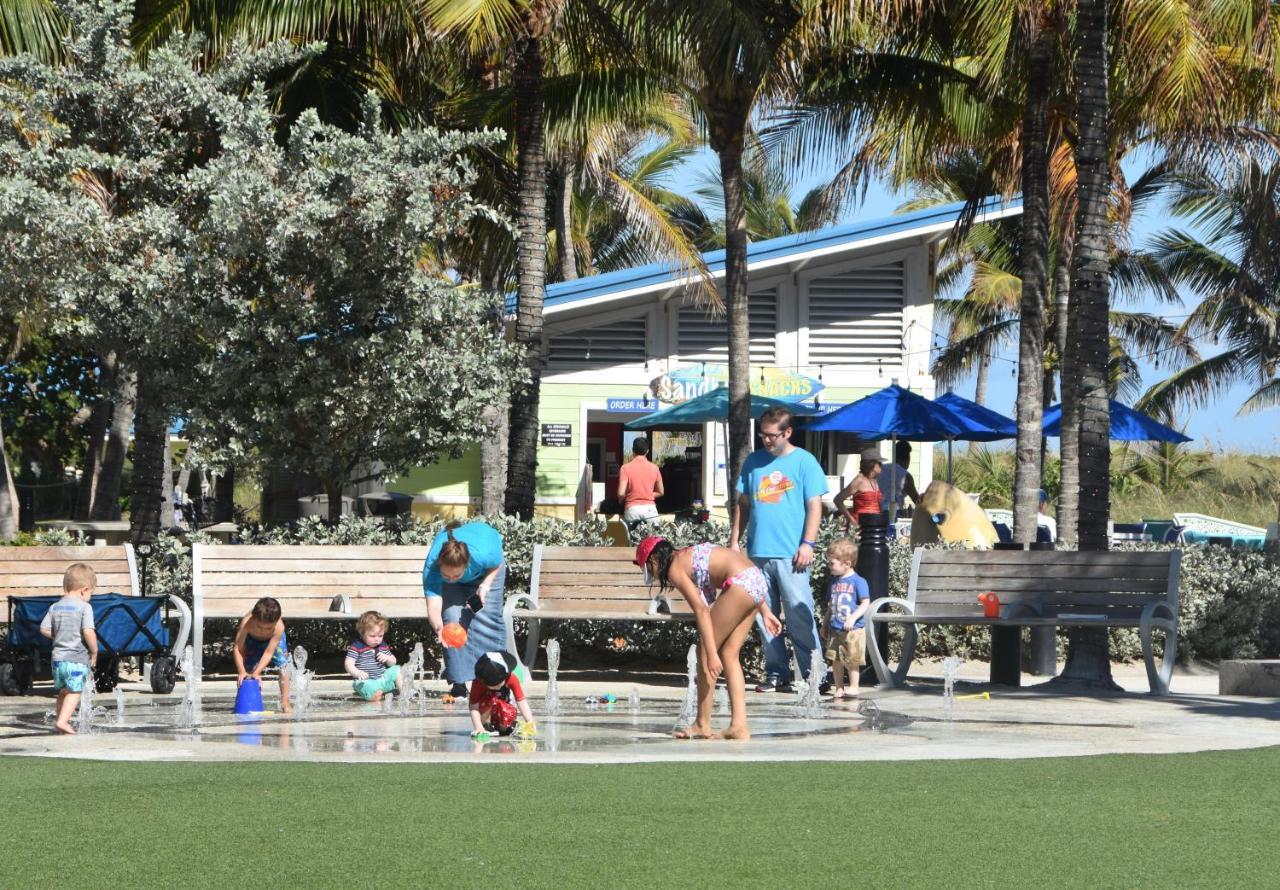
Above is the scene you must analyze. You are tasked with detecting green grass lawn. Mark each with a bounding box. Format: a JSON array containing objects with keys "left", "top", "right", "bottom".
[{"left": 5, "top": 748, "right": 1279, "bottom": 888}]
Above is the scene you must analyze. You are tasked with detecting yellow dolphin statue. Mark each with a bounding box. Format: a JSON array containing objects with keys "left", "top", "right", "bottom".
[{"left": 910, "top": 480, "right": 999, "bottom": 548}]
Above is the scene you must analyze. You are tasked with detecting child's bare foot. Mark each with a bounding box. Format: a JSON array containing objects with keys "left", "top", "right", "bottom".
[
  {"left": 54, "top": 722, "right": 76, "bottom": 735},
  {"left": 673, "top": 723, "right": 713, "bottom": 740},
  {"left": 371, "top": 691, "right": 383, "bottom": 703},
  {"left": 715, "top": 724, "right": 751, "bottom": 741},
  {"left": 281, "top": 701, "right": 293, "bottom": 714}
]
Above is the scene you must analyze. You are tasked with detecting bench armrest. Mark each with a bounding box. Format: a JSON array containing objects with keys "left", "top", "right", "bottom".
[
  {"left": 165, "top": 594, "right": 192, "bottom": 658},
  {"left": 503, "top": 593, "right": 540, "bottom": 666},
  {"left": 868, "top": 597, "right": 915, "bottom": 621}
]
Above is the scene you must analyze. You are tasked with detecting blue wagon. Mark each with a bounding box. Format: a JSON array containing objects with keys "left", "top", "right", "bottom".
[{"left": 4, "top": 593, "right": 190, "bottom": 695}]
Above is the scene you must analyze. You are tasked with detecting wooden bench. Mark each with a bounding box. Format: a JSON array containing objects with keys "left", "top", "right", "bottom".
[
  {"left": 1, "top": 545, "right": 140, "bottom": 611},
  {"left": 503, "top": 545, "right": 693, "bottom": 667},
  {"left": 1, "top": 545, "right": 192, "bottom": 693},
  {"left": 191, "top": 544, "right": 429, "bottom": 677},
  {"left": 867, "top": 548, "right": 1181, "bottom": 695}
]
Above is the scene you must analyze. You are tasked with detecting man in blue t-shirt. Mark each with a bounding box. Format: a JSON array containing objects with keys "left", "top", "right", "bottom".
[{"left": 729, "top": 406, "right": 828, "bottom": 692}]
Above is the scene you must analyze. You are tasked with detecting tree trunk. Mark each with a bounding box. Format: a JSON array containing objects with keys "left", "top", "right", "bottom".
[
  {"left": 715, "top": 117, "right": 753, "bottom": 508},
  {"left": 0, "top": 416, "right": 18, "bottom": 541},
  {"left": 1072, "top": 0, "right": 1112, "bottom": 556},
  {"left": 91, "top": 365, "right": 135, "bottom": 521},
  {"left": 554, "top": 163, "right": 578, "bottom": 281},
  {"left": 973, "top": 344, "right": 991, "bottom": 406},
  {"left": 1055, "top": 241, "right": 1077, "bottom": 542},
  {"left": 1012, "top": 23, "right": 1051, "bottom": 546},
  {"left": 127, "top": 379, "right": 167, "bottom": 546},
  {"left": 213, "top": 468, "right": 235, "bottom": 523},
  {"left": 480, "top": 404, "right": 509, "bottom": 516},
  {"left": 1057, "top": 0, "right": 1117, "bottom": 690},
  {"left": 503, "top": 33, "right": 548, "bottom": 521},
  {"left": 74, "top": 352, "right": 116, "bottom": 520},
  {"left": 969, "top": 345, "right": 992, "bottom": 453},
  {"left": 325, "top": 477, "right": 344, "bottom": 524},
  {"left": 160, "top": 432, "right": 174, "bottom": 530}
]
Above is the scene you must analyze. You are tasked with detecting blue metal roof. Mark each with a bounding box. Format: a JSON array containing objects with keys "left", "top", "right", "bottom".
[{"left": 505, "top": 195, "right": 1021, "bottom": 315}]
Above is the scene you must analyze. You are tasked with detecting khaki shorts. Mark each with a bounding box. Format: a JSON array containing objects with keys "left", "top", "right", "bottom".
[{"left": 823, "top": 627, "right": 866, "bottom": 668}]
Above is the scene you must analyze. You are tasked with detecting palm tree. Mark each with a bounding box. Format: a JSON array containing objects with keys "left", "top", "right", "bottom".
[
  {"left": 775, "top": 0, "right": 1278, "bottom": 550},
  {"left": 1141, "top": 155, "right": 1280, "bottom": 420},
  {"left": 611, "top": 0, "right": 884, "bottom": 509},
  {"left": 670, "top": 148, "right": 840, "bottom": 250}
]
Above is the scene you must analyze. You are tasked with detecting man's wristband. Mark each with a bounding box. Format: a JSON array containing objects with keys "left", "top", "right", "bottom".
[{"left": 800, "top": 539, "right": 816, "bottom": 548}]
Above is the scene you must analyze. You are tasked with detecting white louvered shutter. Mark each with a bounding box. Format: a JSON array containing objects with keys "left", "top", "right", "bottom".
[
  {"left": 546, "top": 313, "right": 648, "bottom": 369},
  {"left": 806, "top": 263, "right": 905, "bottom": 366},
  {"left": 677, "top": 289, "right": 777, "bottom": 364}
]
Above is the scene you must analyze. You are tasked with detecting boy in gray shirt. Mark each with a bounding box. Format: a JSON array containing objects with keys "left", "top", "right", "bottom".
[{"left": 39, "top": 563, "right": 99, "bottom": 734}]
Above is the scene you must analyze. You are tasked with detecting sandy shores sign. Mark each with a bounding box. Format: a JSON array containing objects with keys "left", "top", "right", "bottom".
[{"left": 650, "top": 365, "right": 823, "bottom": 404}]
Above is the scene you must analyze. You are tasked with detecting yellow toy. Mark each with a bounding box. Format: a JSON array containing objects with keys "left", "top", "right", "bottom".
[{"left": 910, "top": 481, "right": 998, "bottom": 548}]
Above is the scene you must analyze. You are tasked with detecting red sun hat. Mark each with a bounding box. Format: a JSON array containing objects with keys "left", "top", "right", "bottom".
[{"left": 634, "top": 536, "right": 667, "bottom": 567}]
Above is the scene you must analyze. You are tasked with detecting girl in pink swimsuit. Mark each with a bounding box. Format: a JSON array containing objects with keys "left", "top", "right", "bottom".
[{"left": 634, "top": 536, "right": 783, "bottom": 740}]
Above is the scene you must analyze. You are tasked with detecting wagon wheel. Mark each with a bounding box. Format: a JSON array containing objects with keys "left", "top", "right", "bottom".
[
  {"left": 0, "top": 663, "right": 17, "bottom": 696},
  {"left": 94, "top": 656, "right": 120, "bottom": 693},
  {"left": 150, "top": 655, "right": 177, "bottom": 694}
]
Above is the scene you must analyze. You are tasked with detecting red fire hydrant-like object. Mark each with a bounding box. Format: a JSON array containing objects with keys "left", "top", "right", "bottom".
[{"left": 978, "top": 591, "right": 1001, "bottom": 618}]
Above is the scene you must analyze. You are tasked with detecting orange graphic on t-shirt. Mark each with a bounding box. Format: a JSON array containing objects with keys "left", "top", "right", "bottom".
[{"left": 755, "top": 470, "right": 796, "bottom": 504}]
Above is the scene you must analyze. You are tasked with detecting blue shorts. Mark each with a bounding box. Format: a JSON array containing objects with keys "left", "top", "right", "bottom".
[
  {"left": 242, "top": 630, "right": 289, "bottom": 672},
  {"left": 52, "top": 661, "right": 91, "bottom": 693}
]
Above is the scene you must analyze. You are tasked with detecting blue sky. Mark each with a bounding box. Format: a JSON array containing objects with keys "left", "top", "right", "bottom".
[{"left": 669, "top": 150, "right": 1279, "bottom": 455}]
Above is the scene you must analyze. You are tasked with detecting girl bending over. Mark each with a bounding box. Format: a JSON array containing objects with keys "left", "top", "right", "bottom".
[{"left": 635, "top": 537, "right": 782, "bottom": 740}]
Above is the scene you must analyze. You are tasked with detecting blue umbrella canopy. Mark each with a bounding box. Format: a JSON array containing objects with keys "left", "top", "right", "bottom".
[
  {"left": 1041, "top": 400, "right": 1192, "bottom": 442},
  {"left": 804, "top": 383, "right": 969, "bottom": 440},
  {"left": 934, "top": 392, "right": 1018, "bottom": 441},
  {"left": 624, "top": 387, "right": 819, "bottom": 429}
]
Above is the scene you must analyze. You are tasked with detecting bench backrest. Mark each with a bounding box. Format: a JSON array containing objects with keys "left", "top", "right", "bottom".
[
  {"left": 192, "top": 544, "right": 428, "bottom": 620},
  {"left": 533, "top": 545, "right": 694, "bottom": 618},
  {"left": 1, "top": 545, "right": 138, "bottom": 615},
  {"left": 907, "top": 549, "right": 1179, "bottom": 620}
]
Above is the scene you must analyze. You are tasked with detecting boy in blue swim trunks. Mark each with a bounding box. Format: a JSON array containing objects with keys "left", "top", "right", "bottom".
[
  {"left": 344, "top": 611, "right": 402, "bottom": 702},
  {"left": 39, "top": 563, "right": 99, "bottom": 735},
  {"left": 234, "top": 597, "right": 292, "bottom": 713}
]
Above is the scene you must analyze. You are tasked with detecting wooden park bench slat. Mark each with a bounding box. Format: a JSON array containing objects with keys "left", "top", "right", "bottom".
[
  {"left": 867, "top": 548, "right": 1181, "bottom": 695},
  {"left": 199, "top": 572, "right": 425, "bottom": 588},
  {"left": 0, "top": 546, "right": 139, "bottom": 616},
  {"left": 191, "top": 544, "right": 429, "bottom": 677},
  {"left": 504, "top": 544, "right": 689, "bottom": 667},
  {"left": 196, "top": 558, "right": 427, "bottom": 573}
]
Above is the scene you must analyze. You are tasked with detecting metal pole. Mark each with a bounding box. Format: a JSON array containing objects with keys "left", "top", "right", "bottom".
[
  {"left": 947, "top": 439, "right": 954, "bottom": 484},
  {"left": 856, "top": 512, "right": 890, "bottom": 686}
]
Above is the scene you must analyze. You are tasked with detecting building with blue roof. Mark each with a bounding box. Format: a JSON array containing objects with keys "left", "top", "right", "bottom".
[{"left": 389, "top": 196, "right": 1021, "bottom": 519}]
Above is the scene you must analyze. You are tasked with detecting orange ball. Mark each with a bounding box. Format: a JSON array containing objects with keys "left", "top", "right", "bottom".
[{"left": 441, "top": 622, "right": 468, "bottom": 649}]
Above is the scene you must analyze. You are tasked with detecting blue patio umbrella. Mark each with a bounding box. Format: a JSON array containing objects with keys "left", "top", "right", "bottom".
[
  {"left": 934, "top": 391, "right": 1018, "bottom": 484},
  {"left": 934, "top": 392, "right": 1018, "bottom": 440},
  {"left": 805, "top": 383, "right": 969, "bottom": 439},
  {"left": 624, "top": 386, "right": 819, "bottom": 429},
  {"left": 804, "top": 384, "right": 974, "bottom": 515},
  {"left": 1042, "top": 400, "right": 1192, "bottom": 443}
]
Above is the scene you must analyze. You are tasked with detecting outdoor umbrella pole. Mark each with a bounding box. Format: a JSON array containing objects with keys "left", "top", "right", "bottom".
[{"left": 947, "top": 438, "right": 953, "bottom": 485}]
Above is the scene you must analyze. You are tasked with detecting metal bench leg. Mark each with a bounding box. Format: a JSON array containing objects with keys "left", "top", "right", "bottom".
[
  {"left": 502, "top": 594, "right": 538, "bottom": 670},
  {"left": 523, "top": 619, "right": 542, "bottom": 672},
  {"left": 867, "top": 621, "right": 917, "bottom": 688},
  {"left": 1140, "top": 604, "right": 1177, "bottom": 695}
]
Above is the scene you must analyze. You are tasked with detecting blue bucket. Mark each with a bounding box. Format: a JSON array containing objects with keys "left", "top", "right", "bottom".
[{"left": 234, "top": 677, "right": 265, "bottom": 714}]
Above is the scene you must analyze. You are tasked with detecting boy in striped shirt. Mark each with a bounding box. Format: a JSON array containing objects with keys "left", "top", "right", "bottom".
[{"left": 344, "top": 611, "right": 402, "bottom": 701}]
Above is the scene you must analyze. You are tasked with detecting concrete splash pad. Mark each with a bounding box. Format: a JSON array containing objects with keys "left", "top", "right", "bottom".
[{"left": 1, "top": 673, "right": 1276, "bottom": 764}]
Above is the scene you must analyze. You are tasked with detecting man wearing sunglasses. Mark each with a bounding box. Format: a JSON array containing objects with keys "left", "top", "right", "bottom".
[{"left": 729, "top": 406, "right": 827, "bottom": 693}]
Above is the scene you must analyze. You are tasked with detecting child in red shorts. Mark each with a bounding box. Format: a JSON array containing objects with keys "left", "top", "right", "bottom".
[{"left": 469, "top": 651, "right": 536, "bottom": 739}]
